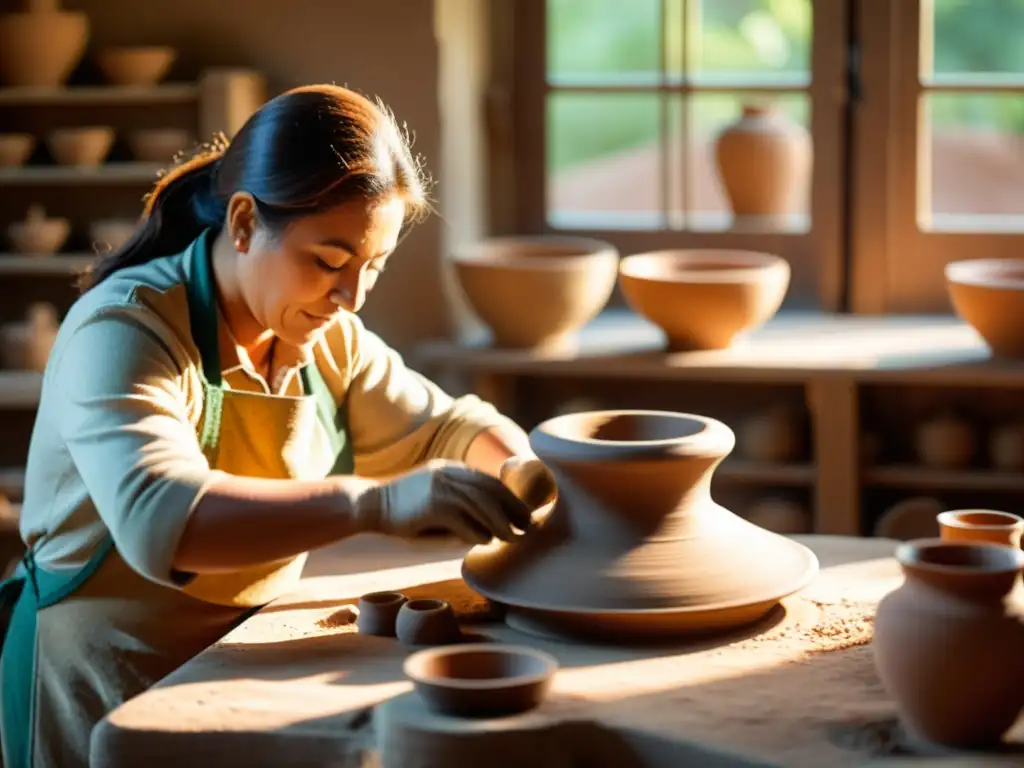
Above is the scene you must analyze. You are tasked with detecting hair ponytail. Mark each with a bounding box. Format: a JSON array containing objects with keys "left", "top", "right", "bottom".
[{"left": 78, "top": 148, "right": 227, "bottom": 291}]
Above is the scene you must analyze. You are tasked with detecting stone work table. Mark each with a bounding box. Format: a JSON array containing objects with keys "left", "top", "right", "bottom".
[{"left": 91, "top": 535, "right": 1024, "bottom": 767}]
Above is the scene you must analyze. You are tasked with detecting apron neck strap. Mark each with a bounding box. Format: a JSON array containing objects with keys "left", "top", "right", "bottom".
[{"left": 185, "top": 229, "right": 224, "bottom": 387}]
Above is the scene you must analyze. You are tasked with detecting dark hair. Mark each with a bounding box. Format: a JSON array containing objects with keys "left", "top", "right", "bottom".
[{"left": 80, "top": 84, "right": 431, "bottom": 290}]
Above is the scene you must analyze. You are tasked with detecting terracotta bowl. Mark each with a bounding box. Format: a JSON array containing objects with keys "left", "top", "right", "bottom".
[
  {"left": 396, "top": 599, "right": 463, "bottom": 647},
  {"left": 128, "top": 129, "right": 192, "bottom": 163},
  {"left": 0, "top": 134, "right": 35, "bottom": 168},
  {"left": 403, "top": 643, "right": 558, "bottom": 717},
  {"left": 90, "top": 219, "right": 138, "bottom": 252},
  {"left": 8, "top": 215, "right": 70, "bottom": 255},
  {"left": 451, "top": 236, "right": 619, "bottom": 350},
  {"left": 356, "top": 591, "right": 408, "bottom": 637},
  {"left": 619, "top": 249, "right": 791, "bottom": 351},
  {"left": 96, "top": 46, "right": 176, "bottom": 87},
  {"left": 0, "top": 10, "right": 89, "bottom": 88},
  {"left": 46, "top": 126, "right": 114, "bottom": 167},
  {"left": 946, "top": 259, "right": 1024, "bottom": 359},
  {"left": 938, "top": 510, "right": 1024, "bottom": 549}
]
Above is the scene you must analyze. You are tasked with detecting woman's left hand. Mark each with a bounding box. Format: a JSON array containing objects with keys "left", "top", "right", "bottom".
[{"left": 498, "top": 455, "right": 557, "bottom": 512}]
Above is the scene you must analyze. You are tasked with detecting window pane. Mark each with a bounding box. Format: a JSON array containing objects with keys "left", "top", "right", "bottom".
[
  {"left": 931, "top": 0, "right": 1024, "bottom": 77},
  {"left": 546, "top": 0, "right": 661, "bottom": 83},
  {"left": 691, "top": 0, "right": 812, "bottom": 79},
  {"left": 924, "top": 93, "right": 1024, "bottom": 229},
  {"left": 683, "top": 93, "right": 810, "bottom": 232},
  {"left": 546, "top": 92, "right": 663, "bottom": 228}
]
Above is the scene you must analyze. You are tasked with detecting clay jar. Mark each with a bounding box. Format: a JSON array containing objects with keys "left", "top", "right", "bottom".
[
  {"left": 713, "top": 102, "right": 812, "bottom": 218},
  {"left": 0, "top": 0, "right": 89, "bottom": 88},
  {"left": 938, "top": 510, "right": 1024, "bottom": 549},
  {"left": 403, "top": 643, "right": 558, "bottom": 718},
  {"left": 618, "top": 250, "right": 791, "bottom": 351},
  {"left": 945, "top": 258, "right": 1024, "bottom": 359},
  {"left": 450, "top": 236, "right": 619, "bottom": 351},
  {"left": 395, "top": 599, "right": 462, "bottom": 647},
  {"left": 873, "top": 539, "right": 1024, "bottom": 748},
  {"left": 356, "top": 591, "right": 408, "bottom": 637},
  {"left": 914, "top": 411, "right": 975, "bottom": 469}
]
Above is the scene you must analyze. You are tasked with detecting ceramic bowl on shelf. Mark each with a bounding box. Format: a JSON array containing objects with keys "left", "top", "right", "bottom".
[
  {"left": 451, "top": 236, "right": 619, "bottom": 351},
  {"left": 7, "top": 205, "right": 70, "bottom": 255},
  {"left": 0, "top": 134, "right": 35, "bottom": 168},
  {"left": 128, "top": 129, "right": 192, "bottom": 163},
  {"left": 403, "top": 643, "right": 558, "bottom": 717},
  {"left": 89, "top": 218, "right": 138, "bottom": 252},
  {"left": 618, "top": 249, "right": 791, "bottom": 351},
  {"left": 946, "top": 258, "right": 1024, "bottom": 359},
  {"left": 46, "top": 126, "right": 114, "bottom": 167},
  {"left": 0, "top": 6, "right": 89, "bottom": 88},
  {"left": 95, "top": 46, "right": 176, "bottom": 87}
]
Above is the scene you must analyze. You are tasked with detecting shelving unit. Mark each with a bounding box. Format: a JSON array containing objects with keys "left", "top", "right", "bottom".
[{"left": 412, "top": 309, "right": 1024, "bottom": 537}]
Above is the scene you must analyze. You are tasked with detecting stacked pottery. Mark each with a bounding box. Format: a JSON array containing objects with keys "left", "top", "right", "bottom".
[
  {"left": 618, "top": 250, "right": 791, "bottom": 351},
  {"left": 945, "top": 258, "right": 1024, "bottom": 359},
  {"left": 451, "top": 236, "right": 619, "bottom": 351},
  {"left": 873, "top": 538, "right": 1024, "bottom": 749},
  {"left": 0, "top": 0, "right": 89, "bottom": 87}
]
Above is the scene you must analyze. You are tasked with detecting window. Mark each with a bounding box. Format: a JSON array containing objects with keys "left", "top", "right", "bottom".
[{"left": 492, "top": 0, "right": 1024, "bottom": 315}]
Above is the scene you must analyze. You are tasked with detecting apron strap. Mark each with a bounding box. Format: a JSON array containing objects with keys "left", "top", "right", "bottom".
[{"left": 301, "top": 363, "right": 355, "bottom": 476}]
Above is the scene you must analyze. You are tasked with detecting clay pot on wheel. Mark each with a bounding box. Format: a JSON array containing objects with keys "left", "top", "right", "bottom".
[
  {"left": 0, "top": 134, "right": 35, "bottom": 168},
  {"left": 96, "top": 46, "right": 176, "bottom": 86},
  {"left": 8, "top": 205, "right": 69, "bottom": 255},
  {"left": 946, "top": 259, "right": 1024, "bottom": 359},
  {"left": 618, "top": 250, "right": 791, "bottom": 351},
  {"left": 713, "top": 102, "right": 812, "bottom": 218},
  {"left": 463, "top": 410, "right": 818, "bottom": 641},
  {"left": 873, "top": 539, "right": 1024, "bottom": 749},
  {"left": 451, "top": 236, "right": 619, "bottom": 351},
  {"left": 0, "top": 303, "right": 59, "bottom": 372},
  {"left": 0, "top": 0, "right": 89, "bottom": 88}
]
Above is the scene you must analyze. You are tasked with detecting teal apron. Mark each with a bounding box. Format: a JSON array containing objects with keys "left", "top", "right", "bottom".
[{"left": 0, "top": 230, "right": 355, "bottom": 768}]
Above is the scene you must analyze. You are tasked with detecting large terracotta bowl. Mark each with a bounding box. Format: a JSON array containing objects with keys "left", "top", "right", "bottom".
[
  {"left": 618, "top": 249, "right": 791, "bottom": 351},
  {"left": 451, "top": 236, "right": 619, "bottom": 350},
  {"left": 946, "top": 259, "right": 1024, "bottom": 359}
]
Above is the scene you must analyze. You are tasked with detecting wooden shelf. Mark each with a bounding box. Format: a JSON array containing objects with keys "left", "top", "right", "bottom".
[
  {"left": 0, "top": 372, "right": 42, "bottom": 407},
  {"left": 716, "top": 461, "right": 815, "bottom": 485},
  {"left": 0, "top": 163, "right": 163, "bottom": 185},
  {"left": 0, "top": 84, "right": 199, "bottom": 106},
  {"left": 863, "top": 465, "right": 1024, "bottom": 493},
  {"left": 0, "top": 253, "right": 93, "bottom": 275}
]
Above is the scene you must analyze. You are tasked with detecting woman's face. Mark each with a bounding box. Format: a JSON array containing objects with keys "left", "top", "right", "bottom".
[{"left": 236, "top": 194, "right": 406, "bottom": 346}]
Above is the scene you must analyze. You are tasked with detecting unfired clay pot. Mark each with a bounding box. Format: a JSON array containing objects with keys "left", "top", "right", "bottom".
[
  {"left": 451, "top": 236, "right": 619, "bottom": 351},
  {"left": 462, "top": 410, "right": 819, "bottom": 641},
  {"left": 0, "top": 134, "right": 35, "bottom": 167},
  {"left": 0, "top": 303, "right": 59, "bottom": 372},
  {"left": 873, "top": 539, "right": 1024, "bottom": 748},
  {"left": 914, "top": 411, "right": 976, "bottom": 469},
  {"left": 46, "top": 126, "right": 114, "bottom": 167},
  {"left": 713, "top": 102, "right": 812, "bottom": 217},
  {"left": 0, "top": 0, "right": 89, "bottom": 88},
  {"left": 618, "top": 250, "right": 791, "bottom": 351},
  {"left": 96, "top": 46, "right": 176, "bottom": 87},
  {"left": 946, "top": 259, "right": 1024, "bottom": 359},
  {"left": 938, "top": 510, "right": 1024, "bottom": 549},
  {"left": 403, "top": 643, "right": 558, "bottom": 718},
  {"left": 128, "top": 128, "right": 191, "bottom": 163},
  {"left": 90, "top": 218, "right": 138, "bottom": 252},
  {"left": 7, "top": 205, "right": 69, "bottom": 255},
  {"left": 736, "top": 404, "right": 806, "bottom": 463},
  {"left": 356, "top": 591, "right": 408, "bottom": 637},
  {"left": 396, "top": 599, "right": 463, "bottom": 647},
  {"left": 989, "top": 422, "right": 1024, "bottom": 471}
]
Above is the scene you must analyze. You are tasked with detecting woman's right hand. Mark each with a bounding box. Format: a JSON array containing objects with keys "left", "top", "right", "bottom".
[{"left": 353, "top": 459, "right": 534, "bottom": 544}]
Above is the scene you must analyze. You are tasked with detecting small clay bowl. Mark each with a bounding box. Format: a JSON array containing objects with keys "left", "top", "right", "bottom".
[
  {"left": 46, "top": 127, "right": 114, "bottom": 167},
  {"left": 90, "top": 218, "right": 139, "bottom": 252},
  {"left": 8, "top": 216, "right": 70, "bottom": 255},
  {"left": 96, "top": 46, "right": 177, "bottom": 87},
  {"left": 0, "top": 134, "right": 35, "bottom": 168},
  {"left": 404, "top": 643, "right": 558, "bottom": 718},
  {"left": 356, "top": 591, "right": 408, "bottom": 637},
  {"left": 128, "top": 128, "right": 192, "bottom": 163},
  {"left": 396, "top": 599, "right": 462, "bottom": 647},
  {"left": 938, "top": 510, "right": 1024, "bottom": 549}
]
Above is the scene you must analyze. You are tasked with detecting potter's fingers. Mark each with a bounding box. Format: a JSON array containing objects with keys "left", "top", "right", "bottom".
[
  {"left": 445, "top": 480, "right": 518, "bottom": 542},
  {"left": 466, "top": 471, "right": 535, "bottom": 533},
  {"left": 431, "top": 506, "right": 493, "bottom": 545}
]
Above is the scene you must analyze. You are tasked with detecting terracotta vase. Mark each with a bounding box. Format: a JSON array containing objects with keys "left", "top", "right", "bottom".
[
  {"left": 873, "top": 539, "right": 1024, "bottom": 748},
  {"left": 938, "top": 510, "right": 1024, "bottom": 548},
  {"left": 395, "top": 599, "right": 463, "bottom": 647},
  {"left": 451, "top": 236, "right": 619, "bottom": 351},
  {"left": 713, "top": 102, "right": 812, "bottom": 218},
  {"left": 914, "top": 411, "right": 976, "bottom": 469},
  {"left": 96, "top": 46, "right": 176, "bottom": 87},
  {"left": 736, "top": 403, "right": 806, "bottom": 463},
  {"left": 989, "top": 422, "right": 1024, "bottom": 471},
  {"left": 356, "top": 591, "right": 408, "bottom": 637},
  {"left": 0, "top": 0, "right": 88, "bottom": 88},
  {"left": 946, "top": 259, "right": 1024, "bottom": 359},
  {"left": 462, "top": 410, "right": 818, "bottom": 641},
  {"left": 7, "top": 205, "right": 69, "bottom": 255},
  {"left": 618, "top": 250, "right": 791, "bottom": 351},
  {"left": 0, "top": 303, "right": 59, "bottom": 372}
]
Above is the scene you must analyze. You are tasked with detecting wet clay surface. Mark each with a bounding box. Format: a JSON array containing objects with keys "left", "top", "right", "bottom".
[{"left": 93, "top": 535, "right": 1024, "bottom": 767}]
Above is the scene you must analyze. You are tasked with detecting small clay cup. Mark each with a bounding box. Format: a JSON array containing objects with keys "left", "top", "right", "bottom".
[
  {"left": 396, "top": 599, "right": 462, "bottom": 647},
  {"left": 938, "top": 510, "right": 1024, "bottom": 549},
  {"left": 356, "top": 591, "right": 408, "bottom": 637},
  {"left": 403, "top": 643, "right": 558, "bottom": 717}
]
